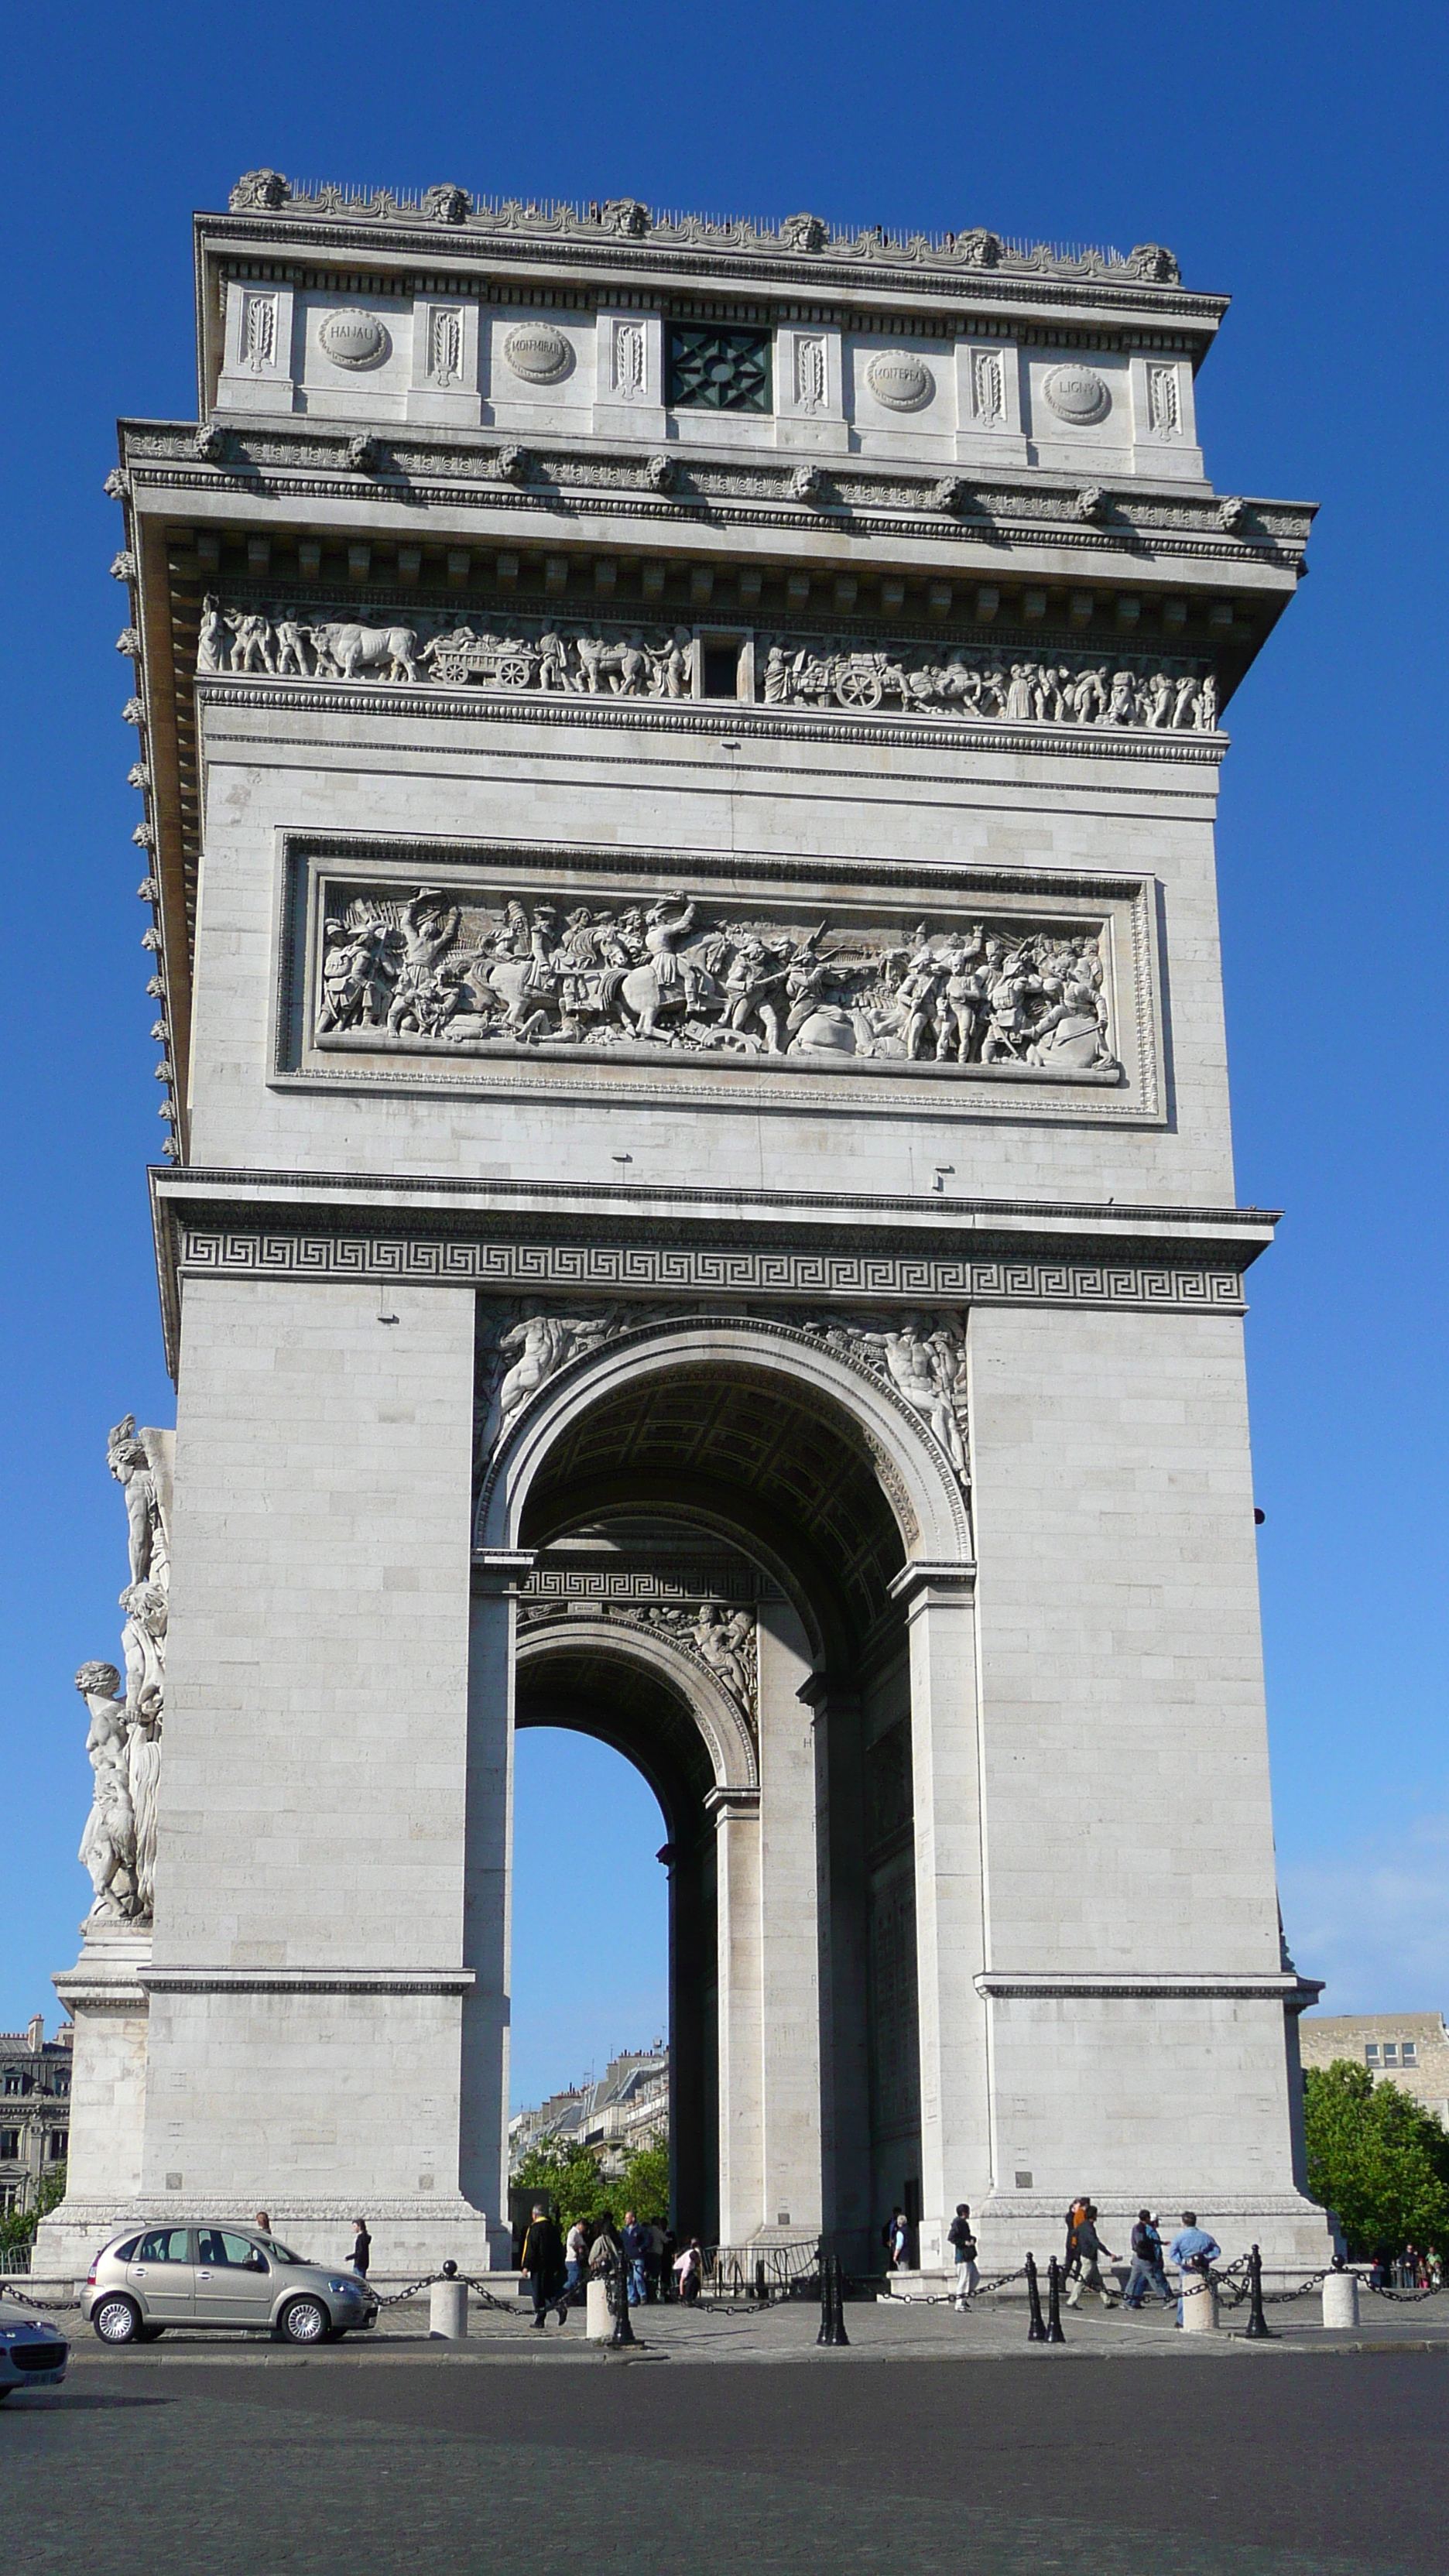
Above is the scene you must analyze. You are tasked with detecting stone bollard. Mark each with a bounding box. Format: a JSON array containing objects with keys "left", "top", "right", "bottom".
[
  {"left": 586, "top": 2276, "right": 611, "bottom": 2341},
  {"left": 429, "top": 2272, "right": 469, "bottom": 2340},
  {"left": 1180, "top": 2269, "right": 1217, "bottom": 2333},
  {"left": 1322, "top": 2269, "right": 1360, "bottom": 2330}
]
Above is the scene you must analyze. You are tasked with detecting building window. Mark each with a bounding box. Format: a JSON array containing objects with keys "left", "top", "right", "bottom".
[
  {"left": 1365, "top": 2044, "right": 1379, "bottom": 2064},
  {"left": 668, "top": 326, "right": 771, "bottom": 413},
  {"left": 1382, "top": 2043, "right": 1399, "bottom": 2064},
  {"left": 48, "top": 2130, "right": 68, "bottom": 2161},
  {"left": 0, "top": 2129, "right": 19, "bottom": 2160},
  {"left": 1403, "top": 2043, "right": 1418, "bottom": 2065},
  {"left": 2, "top": 2074, "right": 22, "bottom": 2096}
]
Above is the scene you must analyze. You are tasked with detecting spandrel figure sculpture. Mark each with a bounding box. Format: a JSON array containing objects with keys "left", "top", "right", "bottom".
[{"left": 76, "top": 1419, "right": 173, "bottom": 1927}]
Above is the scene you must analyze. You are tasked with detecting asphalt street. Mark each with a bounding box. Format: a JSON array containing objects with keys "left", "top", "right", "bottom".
[{"left": 5, "top": 2337, "right": 1446, "bottom": 2575}]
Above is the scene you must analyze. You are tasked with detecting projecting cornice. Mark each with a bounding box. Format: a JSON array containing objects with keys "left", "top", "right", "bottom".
[{"left": 147, "top": 1163, "right": 1278, "bottom": 1382}]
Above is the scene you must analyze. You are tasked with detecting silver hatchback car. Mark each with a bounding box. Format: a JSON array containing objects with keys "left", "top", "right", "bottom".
[{"left": 82, "top": 2224, "right": 378, "bottom": 2345}]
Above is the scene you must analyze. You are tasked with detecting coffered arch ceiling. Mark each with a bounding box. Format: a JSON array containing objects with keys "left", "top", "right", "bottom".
[{"left": 519, "top": 1362, "right": 906, "bottom": 1656}]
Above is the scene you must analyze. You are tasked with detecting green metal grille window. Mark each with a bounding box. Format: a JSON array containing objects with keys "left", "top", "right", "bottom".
[{"left": 668, "top": 326, "right": 772, "bottom": 412}]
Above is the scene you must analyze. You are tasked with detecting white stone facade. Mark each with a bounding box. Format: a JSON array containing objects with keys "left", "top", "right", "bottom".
[{"left": 40, "top": 182, "right": 1329, "bottom": 2279}]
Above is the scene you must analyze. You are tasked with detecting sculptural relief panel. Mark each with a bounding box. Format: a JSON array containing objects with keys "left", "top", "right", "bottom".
[
  {"left": 197, "top": 595, "right": 1219, "bottom": 737},
  {"left": 300, "top": 862, "right": 1134, "bottom": 1089}
]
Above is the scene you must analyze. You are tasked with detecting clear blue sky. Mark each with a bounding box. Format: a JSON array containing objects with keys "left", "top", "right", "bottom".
[{"left": 5, "top": 3, "right": 1447, "bottom": 2084}]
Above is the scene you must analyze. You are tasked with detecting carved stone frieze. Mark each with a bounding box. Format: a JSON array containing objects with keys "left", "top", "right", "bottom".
[
  {"left": 518, "top": 1581, "right": 759, "bottom": 1730},
  {"left": 194, "top": 596, "right": 1219, "bottom": 735},
  {"left": 801, "top": 1312, "right": 968, "bottom": 1485},
  {"left": 312, "top": 878, "right": 1120, "bottom": 1077}
]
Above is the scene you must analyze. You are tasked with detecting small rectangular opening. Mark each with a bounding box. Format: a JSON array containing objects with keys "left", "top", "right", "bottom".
[{"left": 703, "top": 644, "right": 740, "bottom": 701}]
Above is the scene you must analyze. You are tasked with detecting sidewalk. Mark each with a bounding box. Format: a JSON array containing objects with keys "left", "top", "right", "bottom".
[{"left": 54, "top": 2283, "right": 1449, "bottom": 2366}]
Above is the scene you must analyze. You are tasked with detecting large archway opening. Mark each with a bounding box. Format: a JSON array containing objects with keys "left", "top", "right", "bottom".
[{"left": 480, "top": 1331, "right": 951, "bottom": 2260}]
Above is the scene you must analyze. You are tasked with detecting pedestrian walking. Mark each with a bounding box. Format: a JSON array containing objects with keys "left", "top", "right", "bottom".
[
  {"left": 588, "top": 2218, "right": 618, "bottom": 2276},
  {"left": 947, "top": 2203, "right": 979, "bottom": 2310},
  {"left": 351, "top": 2217, "right": 372, "bottom": 2277},
  {"left": 1122, "top": 2209, "right": 1173, "bottom": 2309},
  {"left": 622, "top": 2208, "right": 649, "bottom": 2307},
  {"left": 1064, "top": 2202, "right": 1118, "bottom": 2308},
  {"left": 562, "top": 2216, "right": 587, "bottom": 2308},
  {"left": 1167, "top": 2210, "right": 1221, "bottom": 2326},
  {"left": 255, "top": 2211, "right": 272, "bottom": 2233},
  {"left": 520, "top": 2203, "right": 568, "bottom": 2329},
  {"left": 1062, "top": 2194, "right": 1089, "bottom": 2289},
  {"left": 886, "top": 2207, "right": 909, "bottom": 2271}
]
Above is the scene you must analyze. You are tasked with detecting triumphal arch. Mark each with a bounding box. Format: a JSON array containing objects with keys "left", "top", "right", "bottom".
[{"left": 42, "top": 176, "right": 1331, "bottom": 2276}]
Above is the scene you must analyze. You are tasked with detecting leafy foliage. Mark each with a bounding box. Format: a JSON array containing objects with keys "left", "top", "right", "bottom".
[
  {"left": 1303, "top": 2060, "right": 1449, "bottom": 2256},
  {"left": 0, "top": 2164, "right": 67, "bottom": 2260},
  {"left": 512, "top": 2135, "right": 670, "bottom": 2232}
]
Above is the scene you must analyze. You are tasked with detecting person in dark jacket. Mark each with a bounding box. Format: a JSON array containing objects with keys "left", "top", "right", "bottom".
[
  {"left": 520, "top": 2204, "right": 568, "bottom": 2328},
  {"left": 1122, "top": 2209, "right": 1172, "bottom": 2308},
  {"left": 621, "top": 2209, "right": 649, "bottom": 2306},
  {"left": 1064, "top": 2201, "right": 1118, "bottom": 2308},
  {"left": 351, "top": 2218, "right": 372, "bottom": 2277}
]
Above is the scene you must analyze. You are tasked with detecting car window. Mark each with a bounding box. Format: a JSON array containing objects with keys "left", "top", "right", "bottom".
[
  {"left": 134, "top": 2228, "right": 190, "bottom": 2264},
  {"left": 222, "top": 2232, "right": 267, "bottom": 2270},
  {"left": 110, "top": 2235, "right": 141, "bottom": 2263},
  {"left": 262, "top": 2239, "right": 303, "bottom": 2264}
]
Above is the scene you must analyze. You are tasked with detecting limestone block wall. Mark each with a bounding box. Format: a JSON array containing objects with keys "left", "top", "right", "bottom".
[
  {"left": 143, "top": 1270, "right": 481, "bottom": 2220},
  {"left": 183, "top": 707, "right": 1236, "bottom": 1212}
]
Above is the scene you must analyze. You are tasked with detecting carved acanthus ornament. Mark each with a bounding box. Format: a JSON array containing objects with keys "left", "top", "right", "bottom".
[
  {"left": 317, "top": 882, "right": 1120, "bottom": 1078},
  {"left": 74, "top": 1416, "right": 173, "bottom": 1929}
]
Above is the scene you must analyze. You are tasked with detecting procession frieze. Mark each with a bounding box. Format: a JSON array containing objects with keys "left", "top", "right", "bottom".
[
  {"left": 310, "top": 877, "right": 1121, "bottom": 1079},
  {"left": 196, "top": 595, "right": 1219, "bottom": 735}
]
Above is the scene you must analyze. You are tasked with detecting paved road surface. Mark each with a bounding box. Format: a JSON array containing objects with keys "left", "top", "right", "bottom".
[{"left": 5, "top": 2317, "right": 1446, "bottom": 2574}]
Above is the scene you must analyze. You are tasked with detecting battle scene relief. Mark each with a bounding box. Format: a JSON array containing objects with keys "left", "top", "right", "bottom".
[{"left": 311, "top": 879, "right": 1122, "bottom": 1077}]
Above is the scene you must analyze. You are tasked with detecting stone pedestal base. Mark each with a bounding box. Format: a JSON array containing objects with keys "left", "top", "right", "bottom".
[
  {"left": 1322, "top": 2270, "right": 1360, "bottom": 2329},
  {"left": 429, "top": 2279, "right": 468, "bottom": 2338},
  {"left": 1180, "top": 2273, "right": 1217, "bottom": 2331},
  {"left": 34, "top": 2194, "right": 505, "bottom": 2288},
  {"left": 586, "top": 2277, "right": 611, "bottom": 2340}
]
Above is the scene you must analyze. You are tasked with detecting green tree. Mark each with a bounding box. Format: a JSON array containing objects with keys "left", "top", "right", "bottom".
[
  {"left": 1304, "top": 2060, "right": 1449, "bottom": 2258},
  {"left": 512, "top": 2139, "right": 614, "bottom": 2232},
  {"left": 616, "top": 2140, "right": 670, "bottom": 2227},
  {"left": 511, "top": 2133, "right": 671, "bottom": 2232},
  {"left": 0, "top": 2166, "right": 67, "bottom": 2263}
]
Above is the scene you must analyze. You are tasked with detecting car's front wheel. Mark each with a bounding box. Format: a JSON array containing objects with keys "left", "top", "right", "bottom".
[
  {"left": 93, "top": 2295, "right": 142, "bottom": 2345},
  {"left": 279, "top": 2297, "right": 329, "bottom": 2345}
]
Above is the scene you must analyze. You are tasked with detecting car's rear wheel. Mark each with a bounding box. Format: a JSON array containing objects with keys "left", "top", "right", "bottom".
[
  {"left": 93, "top": 2295, "right": 142, "bottom": 2345},
  {"left": 279, "top": 2296, "right": 328, "bottom": 2345}
]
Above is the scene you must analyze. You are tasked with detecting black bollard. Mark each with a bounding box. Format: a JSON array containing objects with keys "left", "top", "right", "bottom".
[
  {"left": 1243, "top": 2242, "right": 1273, "bottom": 2341},
  {"left": 1046, "top": 2256, "right": 1067, "bottom": 2343},
  {"left": 1026, "top": 2251, "right": 1047, "bottom": 2342},
  {"left": 609, "top": 2249, "right": 637, "bottom": 2349},
  {"left": 817, "top": 2247, "right": 833, "bottom": 2345},
  {"left": 831, "top": 2255, "right": 851, "bottom": 2346}
]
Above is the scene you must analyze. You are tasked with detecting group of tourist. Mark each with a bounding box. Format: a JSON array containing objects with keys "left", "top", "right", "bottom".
[
  {"left": 518, "top": 2205, "right": 705, "bottom": 2328},
  {"left": 1061, "top": 2197, "right": 1221, "bottom": 2320}
]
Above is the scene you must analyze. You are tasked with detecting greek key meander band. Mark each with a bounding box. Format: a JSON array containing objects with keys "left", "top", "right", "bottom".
[{"left": 176, "top": 1228, "right": 1246, "bottom": 1311}]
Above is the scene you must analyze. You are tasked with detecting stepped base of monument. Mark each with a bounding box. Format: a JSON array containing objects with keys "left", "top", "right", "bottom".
[
  {"left": 913, "top": 2194, "right": 1338, "bottom": 2278},
  {"left": 33, "top": 2195, "right": 511, "bottom": 2285}
]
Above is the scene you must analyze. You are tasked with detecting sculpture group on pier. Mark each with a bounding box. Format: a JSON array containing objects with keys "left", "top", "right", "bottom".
[{"left": 74, "top": 1417, "right": 173, "bottom": 1927}]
